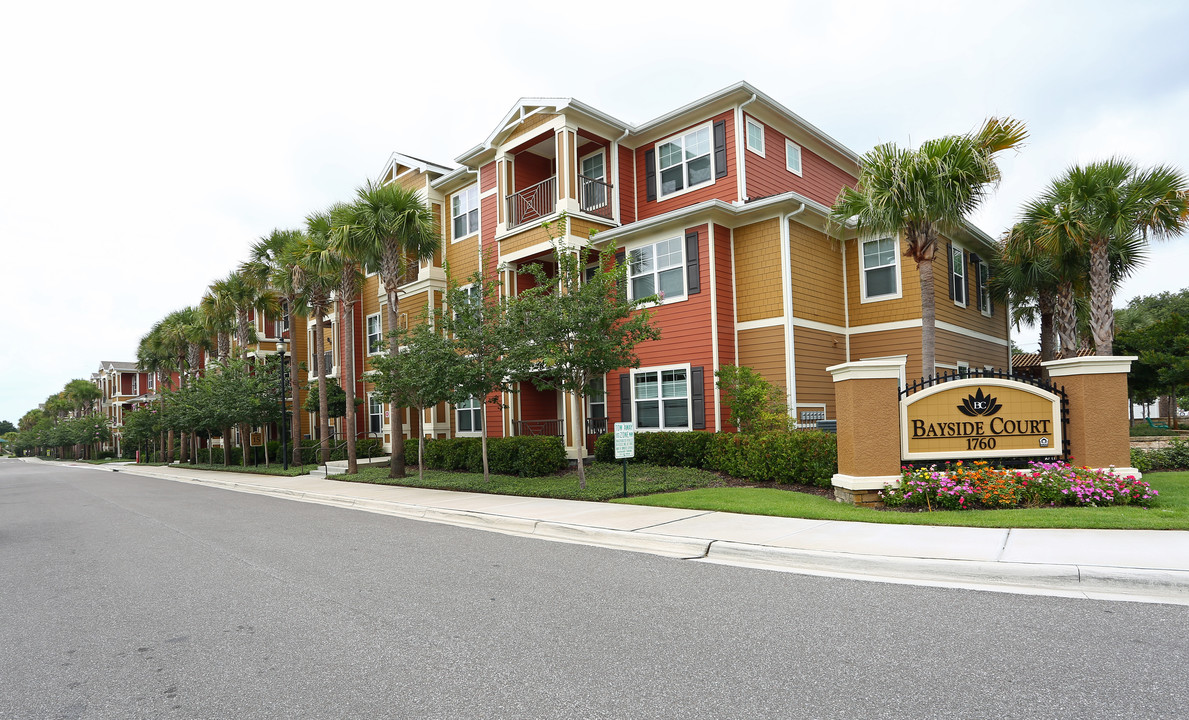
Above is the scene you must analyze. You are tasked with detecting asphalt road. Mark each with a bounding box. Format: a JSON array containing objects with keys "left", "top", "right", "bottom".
[{"left": 2, "top": 458, "right": 1187, "bottom": 720}]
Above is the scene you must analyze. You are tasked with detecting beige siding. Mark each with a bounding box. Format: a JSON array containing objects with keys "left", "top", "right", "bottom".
[
  {"left": 733, "top": 218, "right": 783, "bottom": 322},
  {"left": 792, "top": 326, "right": 845, "bottom": 418},
  {"left": 789, "top": 222, "right": 845, "bottom": 326},
  {"left": 737, "top": 325, "right": 787, "bottom": 392},
  {"left": 849, "top": 326, "right": 1010, "bottom": 382},
  {"left": 500, "top": 223, "right": 553, "bottom": 256},
  {"left": 446, "top": 235, "right": 480, "bottom": 282},
  {"left": 505, "top": 112, "right": 558, "bottom": 147}
]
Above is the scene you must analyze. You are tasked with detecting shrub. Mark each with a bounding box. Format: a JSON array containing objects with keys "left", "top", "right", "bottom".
[
  {"left": 1130, "top": 424, "right": 1178, "bottom": 436},
  {"left": 704, "top": 430, "right": 838, "bottom": 487},
  {"left": 411, "top": 436, "right": 565, "bottom": 477},
  {"left": 97, "top": 451, "right": 115, "bottom": 460},
  {"left": 1132, "top": 439, "right": 1189, "bottom": 472}
]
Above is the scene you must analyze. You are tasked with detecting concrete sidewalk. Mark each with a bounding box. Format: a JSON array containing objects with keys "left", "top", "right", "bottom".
[{"left": 33, "top": 459, "right": 1189, "bottom": 606}]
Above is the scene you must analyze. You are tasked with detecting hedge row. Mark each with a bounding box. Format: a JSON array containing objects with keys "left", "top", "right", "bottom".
[
  {"left": 400, "top": 436, "right": 568, "bottom": 477},
  {"left": 595, "top": 430, "right": 837, "bottom": 487},
  {"left": 1131, "top": 439, "right": 1189, "bottom": 473}
]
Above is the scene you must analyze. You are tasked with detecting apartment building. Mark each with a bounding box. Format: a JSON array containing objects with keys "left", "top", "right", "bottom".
[
  {"left": 323, "top": 82, "right": 1010, "bottom": 460},
  {"left": 93, "top": 360, "right": 155, "bottom": 455}
]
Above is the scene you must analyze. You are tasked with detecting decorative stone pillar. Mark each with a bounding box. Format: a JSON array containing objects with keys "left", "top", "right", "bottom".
[
  {"left": 827, "top": 360, "right": 905, "bottom": 506},
  {"left": 1042, "top": 355, "right": 1140, "bottom": 476}
]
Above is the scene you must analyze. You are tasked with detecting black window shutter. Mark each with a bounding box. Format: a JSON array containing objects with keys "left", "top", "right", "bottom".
[
  {"left": 691, "top": 367, "right": 705, "bottom": 430},
  {"left": 615, "top": 250, "right": 626, "bottom": 298},
  {"left": 619, "top": 373, "right": 632, "bottom": 424},
  {"left": 713, "top": 120, "right": 727, "bottom": 179},
  {"left": 685, "top": 230, "right": 700, "bottom": 295},
  {"left": 645, "top": 149, "right": 656, "bottom": 202},
  {"left": 946, "top": 242, "right": 954, "bottom": 300}
]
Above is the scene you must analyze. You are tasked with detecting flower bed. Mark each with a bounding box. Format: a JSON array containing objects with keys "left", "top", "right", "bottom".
[{"left": 881, "top": 461, "right": 1158, "bottom": 511}]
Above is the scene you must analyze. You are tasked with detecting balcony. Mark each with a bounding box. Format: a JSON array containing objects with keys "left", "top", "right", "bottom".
[
  {"left": 510, "top": 418, "right": 564, "bottom": 437},
  {"left": 578, "top": 175, "right": 613, "bottom": 220},
  {"left": 506, "top": 176, "right": 556, "bottom": 230}
]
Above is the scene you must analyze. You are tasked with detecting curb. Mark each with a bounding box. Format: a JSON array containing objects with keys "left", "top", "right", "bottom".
[{"left": 50, "top": 461, "right": 1189, "bottom": 605}]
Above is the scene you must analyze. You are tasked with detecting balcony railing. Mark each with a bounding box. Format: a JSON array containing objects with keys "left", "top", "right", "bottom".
[
  {"left": 506, "top": 176, "right": 556, "bottom": 230},
  {"left": 585, "top": 417, "right": 608, "bottom": 435},
  {"left": 511, "top": 418, "right": 564, "bottom": 437},
  {"left": 578, "top": 175, "right": 613, "bottom": 220}
]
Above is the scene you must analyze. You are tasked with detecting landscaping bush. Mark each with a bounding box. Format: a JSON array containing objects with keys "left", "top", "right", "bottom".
[
  {"left": 1130, "top": 424, "right": 1178, "bottom": 436},
  {"left": 1132, "top": 439, "right": 1189, "bottom": 472},
  {"left": 411, "top": 436, "right": 565, "bottom": 476},
  {"left": 881, "top": 461, "right": 1158, "bottom": 510},
  {"left": 704, "top": 431, "right": 838, "bottom": 487},
  {"left": 97, "top": 450, "right": 115, "bottom": 460}
]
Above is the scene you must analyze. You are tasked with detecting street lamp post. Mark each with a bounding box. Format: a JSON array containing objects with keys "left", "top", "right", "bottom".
[{"left": 277, "top": 341, "right": 289, "bottom": 471}]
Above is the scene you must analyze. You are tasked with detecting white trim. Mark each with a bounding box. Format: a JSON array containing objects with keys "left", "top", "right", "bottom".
[
  {"left": 450, "top": 183, "right": 480, "bottom": 244},
  {"left": 936, "top": 321, "right": 1011, "bottom": 348},
  {"left": 736, "top": 316, "right": 784, "bottom": 331},
  {"left": 625, "top": 234, "right": 688, "bottom": 306},
  {"left": 827, "top": 359, "right": 905, "bottom": 383},
  {"left": 365, "top": 312, "right": 383, "bottom": 356},
  {"left": 785, "top": 139, "right": 803, "bottom": 176},
  {"left": 845, "top": 318, "right": 1010, "bottom": 348},
  {"left": 1042, "top": 356, "right": 1137, "bottom": 377},
  {"left": 630, "top": 363, "right": 693, "bottom": 432},
  {"left": 790, "top": 317, "right": 846, "bottom": 334},
  {"left": 654, "top": 121, "right": 715, "bottom": 201},
  {"left": 745, "top": 115, "right": 765, "bottom": 157},
  {"left": 708, "top": 223, "right": 721, "bottom": 432},
  {"left": 832, "top": 473, "right": 901, "bottom": 491},
  {"left": 858, "top": 235, "right": 902, "bottom": 303}
]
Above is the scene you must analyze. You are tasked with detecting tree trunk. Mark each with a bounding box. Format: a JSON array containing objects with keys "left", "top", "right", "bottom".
[
  {"left": 1088, "top": 236, "right": 1114, "bottom": 355},
  {"left": 314, "top": 309, "right": 331, "bottom": 465},
  {"left": 241, "top": 423, "right": 249, "bottom": 467},
  {"left": 1038, "top": 291, "right": 1056, "bottom": 363},
  {"left": 417, "top": 411, "right": 425, "bottom": 483},
  {"left": 223, "top": 427, "right": 231, "bottom": 466},
  {"left": 918, "top": 256, "right": 937, "bottom": 379},
  {"left": 386, "top": 290, "right": 406, "bottom": 479},
  {"left": 480, "top": 410, "right": 490, "bottom": 483},
  {"left": 286, "top": 297, "right": 303, "bottom": 468},
  {"left": 167, "top": 429, "right": 175, "bottom": 463},
  {"left": 340, "top": 289, "right": 358, "bottom": 474},
  {"left": 1055, "top": 281, "right": 1079, "bottom": 359}
]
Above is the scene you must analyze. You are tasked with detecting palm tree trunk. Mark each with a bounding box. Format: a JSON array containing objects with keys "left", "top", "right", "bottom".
[
  {"left": 1038, "top": 291, "right": 1056, "bottom": 363},
  {"left": 918, "top": 256, "right": 937, "bottom": 379},
  {"left": 223, "top": 427, "right": 232, "bottom": 466},
  {"left": 386, "top": 290, "right": 407, "bottom": 479},
  {"left": 1088, "top": 237, "right": 1114, "bottom": 355},
  {"left": 286, "top": 297, "right": 303, "bottom": 468},
  {"left": 314, "top": 309, "right": 331, "bottom": 464},
  {"left": 340, "top": 289, "right": 358, "bottom": 474},
  {"left": 1055, "top": 282, "right": 1079, "bottom": 359}
]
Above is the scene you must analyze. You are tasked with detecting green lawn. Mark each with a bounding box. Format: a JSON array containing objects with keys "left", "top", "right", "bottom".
[
  {"left": 332, "top": 462, "right": 726, "bottom": 501},
  {"left": 615, "top": 472, "right": 1189, "bottom": 530}
]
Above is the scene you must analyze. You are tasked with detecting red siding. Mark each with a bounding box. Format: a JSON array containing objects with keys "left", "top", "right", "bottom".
[
  {"left": 480, "top": 194, "right": 498, "bottom": 273},
  {"left": 743, "top": 119, "right": 855, "bottom": 207},
  {"left": 636, "top": 111, "right": 737, "bottom": 221},
  {"left": 480, "top": 161, "right": 497, "bottom": 193},
  {"left": 518, "top": 383, "right": 557, "bottom": 422},
  {"left": 618, "top": 144, "right": 636, "bottom": 224},
  {"left": 713, "top": 223, "right": 736, "bottom": 430},
  {"left": 513, "top": 152, "right": 553, "bottom": 192}
]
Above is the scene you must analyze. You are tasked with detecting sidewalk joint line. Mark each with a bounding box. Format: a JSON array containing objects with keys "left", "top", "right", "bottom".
[
  {"left": 996, "top": 528, "right": 1012, "bottom": 562},
  {"left": 634, "top": 510, "right": 716, "bottom": 532}
]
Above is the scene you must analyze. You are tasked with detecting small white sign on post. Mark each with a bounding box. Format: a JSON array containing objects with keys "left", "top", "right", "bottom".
[{"left": 614, "top": 422, "right": 635, "bottom": 459}]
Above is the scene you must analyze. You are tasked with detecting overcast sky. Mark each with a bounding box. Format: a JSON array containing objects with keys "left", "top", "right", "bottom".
[{"left": 3, "top": 0, "right": 1188, "bottom": 425}]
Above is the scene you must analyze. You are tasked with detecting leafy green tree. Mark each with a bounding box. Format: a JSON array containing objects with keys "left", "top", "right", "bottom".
[
  {"left": 830, "top": 117, "right": 1027, "bottom": 377},
  {"left": 331, "top": 180, "right": 440, "bottom": 478},
  {"left": 714, "top": 365, "right": 787, "bottom": 433},
  {"left": 1025, "top": 159, "right": 1189, "bottom": 355},
  {"left": 302, "top": 375, "right": 362, "bottom": 421},
  {"left": 1116, "top": 314, "right": 1189, "bottom": 429},
  {"left": 370, "top": 319, "right": 461, "bottom": 481},
  {"left": 507, "top": 216, "right": 661, "bottom": 488},
  {"left": 0, "top": 421, "right": 15, "bottom": 435}
]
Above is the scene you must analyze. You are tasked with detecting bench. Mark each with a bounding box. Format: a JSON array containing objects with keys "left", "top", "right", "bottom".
[{"left": 1147, "top": 417, "right": 1171, "bottom": 429}]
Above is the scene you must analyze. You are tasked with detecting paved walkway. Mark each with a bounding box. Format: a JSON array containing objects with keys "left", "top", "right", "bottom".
[{"left": 28, "top": 459, "right": 1189, "bottom": 606}]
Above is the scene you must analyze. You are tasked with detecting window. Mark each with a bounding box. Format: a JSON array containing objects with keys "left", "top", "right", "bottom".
[
  {"left": 976, "top": 259, "right": 991, "bottom": 315},
  {"left": 634, "top": 368, "right": 689, "bottom": 430},
  {"left": 456, "top": 396, "right": 483, "bottom": 434},
  {"left": 580, "top": 150, "right": 607, "bottom": 211},
  {"left": 745, "top": 117, "right": 764, "bottom": 155},
  {"left": 952, "top": 245, "right": 966, "bottom": 307},
  {"left": 586, "top": 376, "right": 606, "bottom": 434},
  {"left": 786, "top": 140, "right": 802, "bottom": 176},
  {"left": 451, "top": 185, "right": 479, "bottom": 241},
  {"left": 629, "top": 237, "right": 684, "bottom": 302},
  {"left": 366, "top": 313, "right": 383, "bottom": 355},
  {"left": 657, "top": 125, "right": 712, "bottom": 197},
  {"left": 368, "top": 394, "right": 384, "bottom": 434},
  {"left": 861, "top": 237, "right": 899, "bottom": 301},
  {"left": 131, "top": 376, "right": 138, "bottom": 395}
]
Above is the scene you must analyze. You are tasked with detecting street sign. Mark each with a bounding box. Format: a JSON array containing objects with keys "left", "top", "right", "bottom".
[
  {"left": 250, "top": 432, "right": 264, "bottom": 447},
  {"left": 614, "top": 422, "right": 635, "bottom": 459}
]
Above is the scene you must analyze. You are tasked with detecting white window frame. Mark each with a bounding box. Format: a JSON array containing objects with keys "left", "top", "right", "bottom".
[
  {"left": 952, "top": 245, "right": 967, "bottom": 308},
  {"left": 455, "top": 396, "right": 483, "bottom": 437},
  {"left": 785, "top": 139, "right": 803, "bottom": 176},
  {"left": 451, "top": 184, "right": 479, "bottom": 243},
  {"left": 859, "top": 236, "right": 901, "bottom": 303},
  {"left": 626, "top": 236, "right": 686, "bottom": 306},
  {"left": 579, "top": 148, "right": 609, "bottom": 213},
  {"left": 745, "top": 116, "right": 765, "bottom": 156},
  {"left": 631, "top": 364, "right": 692, "bottom": 432},
  {"left": 580, "top": 148, "right": 605, "bottom": 181},
  {"left": 977, "top": 258, "right": 992, "bottom": 316},
  {"left": 367, "top": 393, "right": 384, "bottom": 435},
  {"left": 655, "top": 122, "right": 715, "bottom": 200},
  {"left": 586, "top": 375, "right": 606, "bottom": 429},
  {"left": 366, "top": 312, "right": 383, "bottom": 356}
]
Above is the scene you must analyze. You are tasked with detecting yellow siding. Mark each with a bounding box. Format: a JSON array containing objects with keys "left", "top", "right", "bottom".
[
  {"left": 848, "top": 326, "right": 1010, "bottom": 383},
  {"left": 446, "top": 235, "right": 480, "bottom": 282},
  {"left": 792, "top": 326, "right": 845, "bottom": 418},
  {"left": 844, "top": 237, "right": 925, "bottom": 327},
  {"left": 738, "top": 325, "right": 787, "bottom": 392},
  {"left": 570, "top": 217, "right": 613, "bottom": 241},
  {"left": 505, "top": 112, "right": 558, "bottom": 147},
  {"left": 500, "top": 223, "right": 553, "bottom": 256},
  {"left": 396, "top": 170, "right": 426, "bottom": 192},
  {"left": 733, "top": 218, "right": 783, "bottom": 322},
  {"left": 789, "top": 223, "right": 845, "bottom": 326}
]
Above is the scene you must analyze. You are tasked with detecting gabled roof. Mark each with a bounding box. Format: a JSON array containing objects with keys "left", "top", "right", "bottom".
[
  {"left": 101, "top": 361, "right": 139, "bottom": 372},
  {"left": 377, "top": 152, "right": 454, "bottom": 183}
]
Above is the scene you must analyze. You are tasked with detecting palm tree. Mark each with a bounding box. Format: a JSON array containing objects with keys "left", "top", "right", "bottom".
[
  {"left": 217, "top": 269, "right": 279, "bottom": 351},
  {"left": 830, "top": 117, "right": 1027, "bottom": 378},
  {"left": 245, "top": 228, "right": 307, "bottom": 468},
  {"left": 306, "top": 205, "right": 363, "bottom": 473},
  {"left": 200, "top": 279, "right": 237, "bottom": 361},
  {"left": 293, "top": 225, "right": 338, "bottom": 465},
  {"left": 1026, "top": 159, "right": 1189, "bottom": 355},
  {"left": 331, "top": 180, "right": 440, "bottom": 478}
]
